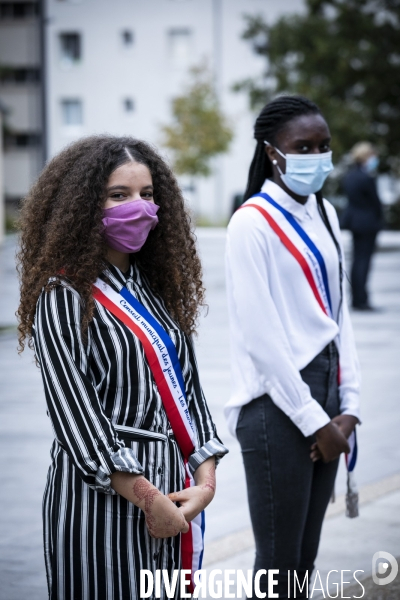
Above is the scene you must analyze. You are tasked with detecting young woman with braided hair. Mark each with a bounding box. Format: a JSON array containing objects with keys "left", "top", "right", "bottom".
[{"left": 225, "top": 96, "right": 360, "bottom": 598}]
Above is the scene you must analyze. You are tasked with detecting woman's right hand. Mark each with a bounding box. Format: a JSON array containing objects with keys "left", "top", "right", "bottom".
[
  {"left": 141, "top": 488, "right": 190, "bottom": 539},
  {"left": 131, "top": 477, "right": 189, "bottom": 539},
  {"left": 111, "top": 473, "right": 189, "bottom": 538},
  {"left": 313, "top": 421, "right": 350, "bottom": 462}
]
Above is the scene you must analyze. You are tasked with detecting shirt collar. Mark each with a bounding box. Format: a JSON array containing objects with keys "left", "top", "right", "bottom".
[
  {"left": 102, "top": 261, "right": 142, "bottom": 289},
  {"left": 260, "top": 179, "right": 317, "bottom": 222}
]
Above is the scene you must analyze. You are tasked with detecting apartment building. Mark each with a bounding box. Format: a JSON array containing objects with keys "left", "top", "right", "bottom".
[
  {"left": 1, "top": 0, "right": 302, "bottom": 222},
  {"left": 0, "top": 0, "right": 44, "bottom": 218}
]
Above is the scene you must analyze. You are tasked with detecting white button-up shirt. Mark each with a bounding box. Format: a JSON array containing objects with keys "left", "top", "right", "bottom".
[{"left": 224, "top": 179, "right": 360, "bottom": 438}]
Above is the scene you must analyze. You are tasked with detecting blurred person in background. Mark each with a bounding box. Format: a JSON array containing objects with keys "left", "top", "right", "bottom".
[
  {"left": 225, "top": 96, "right": 360, "bottom": 599},
  {"left": 16, "top": 136, "right": 227, "bottom": 600},
  {"left": 341, "top": 141, "right": 383, "bottom": 311}
]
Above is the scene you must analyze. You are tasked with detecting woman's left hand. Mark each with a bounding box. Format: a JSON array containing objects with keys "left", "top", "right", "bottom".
[
  {"left": 168, "top": 457, "right": 216, "bottom": 522},
  {"left": 310, "top": 415, "right": 359, "bottom": 462},
  {"left": 330, "top": 414, "right": 359, "bottom": 439},
  {"left": 168, "top": 486, "right": 212, "bottom": 522}
]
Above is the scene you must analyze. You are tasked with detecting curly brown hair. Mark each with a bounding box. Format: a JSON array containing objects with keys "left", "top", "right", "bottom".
[{"left": 17, "top": 135, "right": 205, "bottom": 353}]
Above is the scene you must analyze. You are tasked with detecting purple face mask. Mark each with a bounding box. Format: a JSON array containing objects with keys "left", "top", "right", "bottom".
[{"left": 102, "top": 199, "right": 159, "bottom": 253}]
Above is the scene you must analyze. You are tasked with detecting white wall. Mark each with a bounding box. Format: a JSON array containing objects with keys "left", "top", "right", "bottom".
[{"left": 45, "top": 0, "right": 304, "bottom": 221}]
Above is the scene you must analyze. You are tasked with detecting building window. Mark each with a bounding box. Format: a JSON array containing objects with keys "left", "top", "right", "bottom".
[
  {"left": 61, "top": 99, "right": 83, "bottom": 126},
  {"left": 123, "top": 98, "right": 135, "bottom": 113},
  {"left": 0, "top": 2, "right": 39, "bottom": 19},
  {"left": 59, "top": 33, "right": 81, "bottom": 66},
  {"left": 121, "top": 30, "right": 134, "bottom": 47},
  {"left": 0, "top": 67, "right": 40, "bottom": 84},
  {"left": 168, "top": 28, "right": 192, "bottom": 68}
]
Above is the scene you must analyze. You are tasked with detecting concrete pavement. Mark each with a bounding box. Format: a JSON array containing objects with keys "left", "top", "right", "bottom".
[{"left": 1, "top": 229, "right": 400, "bottom": 599}]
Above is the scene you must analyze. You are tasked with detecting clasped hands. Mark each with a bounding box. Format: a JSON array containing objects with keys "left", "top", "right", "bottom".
[
  {"left": 310, "top": 414, "right": 359, "bottom": 463},
  {"left": 111, "top": 457, "right": 216, "bottom": 540},
  {"left": 166, "top": 456, "right": 216, "bottom": 532}
]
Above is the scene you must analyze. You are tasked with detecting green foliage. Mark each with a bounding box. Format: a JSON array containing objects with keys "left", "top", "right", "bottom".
[
  {"left": 161, "top": 66, "right": 234, "bottom": 177},
  {"left": 5, "top": 211, "right": 17, "bottom": 232},
  {"left": 234, "top": 0, "right": 400, "bottom": 169}
]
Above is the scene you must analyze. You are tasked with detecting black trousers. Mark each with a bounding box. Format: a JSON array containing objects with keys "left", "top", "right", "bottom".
[
  {"left": 351, "top": 231, "right": 377, "bottom": 307},
  {"left": 236, "top": 343, "right": 340, "bottom": 599}
]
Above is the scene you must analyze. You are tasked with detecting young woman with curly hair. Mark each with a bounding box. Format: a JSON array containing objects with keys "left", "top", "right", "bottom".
[{"left": 17, "top": 135, "right": 228, "bottom": 600}]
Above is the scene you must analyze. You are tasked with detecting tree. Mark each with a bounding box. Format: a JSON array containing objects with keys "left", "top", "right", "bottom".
[
  {"left": 234, "top": 0, "right": 400, "bottom": 171},
  {"left": 161, "top": 65, "right": 234, "bottom": 178}
]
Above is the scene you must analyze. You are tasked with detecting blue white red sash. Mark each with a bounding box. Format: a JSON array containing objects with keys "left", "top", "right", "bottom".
[
  {"left": 345, "top": 428, "right": 358, "bottom": 517},
  {"left": 345, "top": 428, "right": 357, "bottom": 472},
  {"left": 242, "top": 193, "right": 358, "bottom": 498},
  {"left": 243, "top": 192, "right": 334, "bottom": 320},
  {"left": 93, "top": 278, "right": 205, "bottom": 590}
]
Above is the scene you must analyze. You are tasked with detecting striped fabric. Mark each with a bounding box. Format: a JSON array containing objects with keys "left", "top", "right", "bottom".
[
  {"left": 188, "top": 439, "right": 227, "bottom": 473},
  {"left": 33, "top": 263, "right": 228, "bottom": 600}
]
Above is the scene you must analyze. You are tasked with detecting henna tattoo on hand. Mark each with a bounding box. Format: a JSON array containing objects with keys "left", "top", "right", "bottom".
[
  {"left": 133, "top": 478, "right": 185, "bottom": 539},
  {"left": 133, "top": 478, "right": 159, "bottom": 531},
  {"left": 133, "top": 477, "right": 154, "bottom": 502},
  {"left": 133, "top": 478, "right": 160, "bottom": 513},
  {"left": 200, "top": 464, "right": 216, "bottom": 494}
]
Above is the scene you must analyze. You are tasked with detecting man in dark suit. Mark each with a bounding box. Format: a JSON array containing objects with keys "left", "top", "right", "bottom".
[{"left": 341, "top": 142, "right": 383, "bottom": 310}]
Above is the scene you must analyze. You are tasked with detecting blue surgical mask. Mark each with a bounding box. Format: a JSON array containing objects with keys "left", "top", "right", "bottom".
[
  {"left": 364, "top": 155, "right": 379, "bottom": 174},
  {"left": 264, "top": 142, "right": 334, "bottom": 196}
]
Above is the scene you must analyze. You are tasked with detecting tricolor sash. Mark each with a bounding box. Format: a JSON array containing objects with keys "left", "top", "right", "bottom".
[
  {"left": 242, "top": 192, "right": 334, "bottom": 319},
  {"left": 242, "top": 193, "right": 358, "bottom": 515},
  {"left": 93, "top": 278, "right": 205, "bottom": 589},
  {"left": 345, "top": 428, "right": 358, "bottom": 518}
]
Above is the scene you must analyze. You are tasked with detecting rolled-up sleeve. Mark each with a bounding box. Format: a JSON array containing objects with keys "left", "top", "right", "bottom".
[
  {"left": 184, "top": 336, "right": 228, "bottom": 474},
  {"left": 33, "top": 285, "right": 143, "bottom": 494}
]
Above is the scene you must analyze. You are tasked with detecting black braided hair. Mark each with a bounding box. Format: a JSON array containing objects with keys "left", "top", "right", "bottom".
[
  {"left": 245, "top": 95, "right": 343, "bottom": 321},
  {"left": 244, "top": 95, "right": 321, "bottom": 200}
]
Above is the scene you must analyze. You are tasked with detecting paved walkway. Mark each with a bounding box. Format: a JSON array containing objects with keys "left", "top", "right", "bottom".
[{"left": 0, "top": 230, "right": 399, "bottom": 599}]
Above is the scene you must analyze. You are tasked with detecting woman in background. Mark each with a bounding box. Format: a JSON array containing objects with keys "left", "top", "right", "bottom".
[
  {"left": 17, "top": 136, "right": 227, "bottom": 600},
  {"left": 341, "top": 141, "right": 383, "bottom": 310},
  {"left": 225, "top": 96, "right": 360, "bottom": 598}
]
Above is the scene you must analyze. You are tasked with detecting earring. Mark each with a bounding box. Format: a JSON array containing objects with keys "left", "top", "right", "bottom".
[{"left": 272, "top": 159, "right": 278, "bottom": 165}]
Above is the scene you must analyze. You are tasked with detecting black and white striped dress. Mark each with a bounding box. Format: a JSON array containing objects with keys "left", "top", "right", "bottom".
[{"left": 33, "top": 263, "right": 227, "bottom": 600}]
